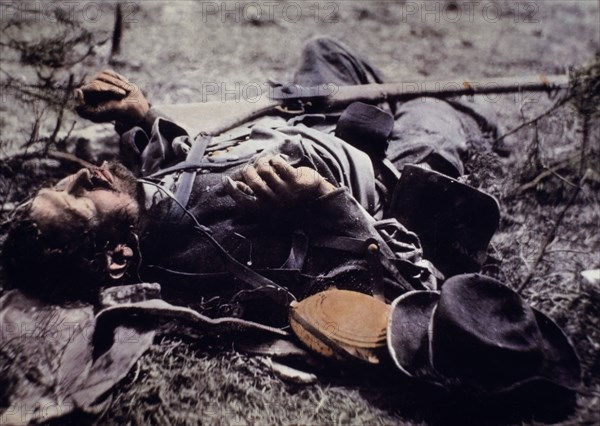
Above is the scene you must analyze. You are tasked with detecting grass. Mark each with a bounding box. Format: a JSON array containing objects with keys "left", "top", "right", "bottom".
[{"left": 1, "top": 1, "right": 599, "bottom": 425}]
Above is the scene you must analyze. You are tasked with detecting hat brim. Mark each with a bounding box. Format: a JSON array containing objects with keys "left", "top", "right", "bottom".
[
  {"left": 387, "top": 283, "right": 581, "bottom": 395},
  {"left": 495, "top": 309, "right": 581, "bottom": 394},
  {"left": 387, "top": 290, "right": 439, "bottom": 377},
  {"left": 426, "top": 301, "right": 581, "bottom": 395}
]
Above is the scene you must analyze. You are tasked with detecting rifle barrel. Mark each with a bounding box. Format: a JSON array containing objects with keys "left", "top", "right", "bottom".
[
  {"left": 155, "top": 74, "right": 569, "bottom": 136},
  {"left": 327, "top": 74, "right": 569, "bottom": 108}
]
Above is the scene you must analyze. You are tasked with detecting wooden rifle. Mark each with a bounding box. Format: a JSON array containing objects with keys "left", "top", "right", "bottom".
[{"left": 152, "top": 74, "right": 569, "bottom": 137}]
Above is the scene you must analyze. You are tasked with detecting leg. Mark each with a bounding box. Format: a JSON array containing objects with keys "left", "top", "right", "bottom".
[
  {"left": 387, "top": 97, "right": 501, "bottom": 178},
  {"left": 293, "top": 38, "right": 499, "bottom": 178},
  {"left": 292, "top": 37, "right": 385, "bottom": 87},
  {"left": 387, "top": 99, "right": 470, "bottom": 178},
  {"left": 384, "top": 99, "right": 502, "bottom": 277}
]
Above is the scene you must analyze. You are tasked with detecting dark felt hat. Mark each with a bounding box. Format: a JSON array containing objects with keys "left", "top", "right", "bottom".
[
  {"left": 335, "top": 101, "right": 394, "bottom": 158},
  {"left": 387, "top": 274, "right": 581, "bottom": 394}
]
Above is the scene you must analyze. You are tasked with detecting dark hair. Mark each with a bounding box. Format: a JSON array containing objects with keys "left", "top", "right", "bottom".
[{"left": 2, "top": 201, "right": 140, "bottom": 303}]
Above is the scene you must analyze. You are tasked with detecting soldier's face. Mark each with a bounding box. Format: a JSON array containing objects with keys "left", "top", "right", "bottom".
[
  {"left": 28, "top": 164, "right": 141, "bottom": 280},
  {"left": 30, "top": 166, "right": 140, "bottom": 232}
]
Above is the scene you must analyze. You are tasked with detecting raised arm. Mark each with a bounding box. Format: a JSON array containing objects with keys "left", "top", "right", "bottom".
[{"left": 74, "top": 70, "right": 154, "bottom": 133}]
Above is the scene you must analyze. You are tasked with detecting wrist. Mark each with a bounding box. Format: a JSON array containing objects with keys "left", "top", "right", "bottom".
[
  {"left": 127, "top": 101, "right": 150, "bottom": 125},
  {"left": 115, "top": 102, "right": 152, "bottom": 133}
]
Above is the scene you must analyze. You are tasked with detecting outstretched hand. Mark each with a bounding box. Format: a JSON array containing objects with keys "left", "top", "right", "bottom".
[
  {"left": 225, "top": 154, "right": 336, "bottom": 210},
  {"left": 74, "top": 70, "right": 150, "bottom": 127}
]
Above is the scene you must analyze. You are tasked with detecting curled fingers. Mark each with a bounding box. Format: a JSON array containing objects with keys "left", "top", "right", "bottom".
[
  {"left": 224, "top": 176, "right": 258, "bottom": 209},
  {"left": 94, "top": 70, "right": 133, "bottom": 93},
  {"left": 241, "top": 160, "right": 279, "bottom": 204}
]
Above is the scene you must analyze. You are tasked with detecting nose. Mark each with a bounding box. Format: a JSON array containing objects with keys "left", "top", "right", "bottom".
[{"left": 58, "top": 169, "right": 93, "bottom": 195}]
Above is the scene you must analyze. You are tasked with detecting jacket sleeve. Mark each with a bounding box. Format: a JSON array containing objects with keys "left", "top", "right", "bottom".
[
  {"left": 119, "top": 116, "right": 190, "bottom": 176},
  {"left": 301, "top": 187, "right": 437, "bottom": 295},
  {"left": 115, "top": 108, "right": 162, "bottom": 135}
]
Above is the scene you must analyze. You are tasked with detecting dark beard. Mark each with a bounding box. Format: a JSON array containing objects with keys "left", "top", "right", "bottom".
[
  {"left": 2, "top": 162, "right": 146, "bottom": 302},
  {"left": 107, "top": 162, "right": 146, "bottom": 207}
]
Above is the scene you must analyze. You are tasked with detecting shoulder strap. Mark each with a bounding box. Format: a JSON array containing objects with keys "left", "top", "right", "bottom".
[{"left": 171, "top": 133, "right": 212, "bottom": 210}]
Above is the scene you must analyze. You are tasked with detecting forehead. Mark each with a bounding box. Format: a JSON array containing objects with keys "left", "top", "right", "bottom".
[
  {"left": 30, "top": 188, "right": 138, "bottom": 233},
  {"left": 30, "top": 190, "right": 96, "bottom": 233}
]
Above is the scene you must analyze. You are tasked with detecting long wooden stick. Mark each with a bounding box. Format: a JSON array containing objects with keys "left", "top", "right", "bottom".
[
  {"left": 154, "top": 74, "right": 569, "bottom": 137},
  {"left": 324, "top": 74, "right": 569, "bottom": 108}
]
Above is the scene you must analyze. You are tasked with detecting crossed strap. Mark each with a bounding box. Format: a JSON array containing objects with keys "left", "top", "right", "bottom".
[{"left": 152, "top": 133, "right": 420, "bottom": 308}]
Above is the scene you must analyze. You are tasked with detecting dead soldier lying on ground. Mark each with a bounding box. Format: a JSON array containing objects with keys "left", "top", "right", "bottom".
[{"left": 0, "top": 38, "right": 581, "bottom": 423}]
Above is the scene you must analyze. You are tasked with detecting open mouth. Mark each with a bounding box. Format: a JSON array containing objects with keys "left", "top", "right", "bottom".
[
  {"left": 108, "top": 266, "right": 127, "bottom": 280},
  {"left": 106, "top": 255, "right": 128, "bottom": 280},
  {"left": 106, "top": 244, "right": 133, "bottom": 280},
  {"left": 90, "top": 167, "right": 115, "bottom": 190}
]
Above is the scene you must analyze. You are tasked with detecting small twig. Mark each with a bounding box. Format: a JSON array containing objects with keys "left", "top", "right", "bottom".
[
  {"left": 110, "top": 4, "right": 123, "bottom": 58},
  {"left": 548, "top": 169, "right": 579, "bottom": 189},
  {"left": 508, "top": 155, "right": 577, "bottom": 198},
  {"left": 0, "top": 183, "right": 15, "bottom": 217},
  {"left": 46, "top": 150, "right": 95, "bottom": 168},
  {"left": 577, "top": 113, "right": 590, "bottom": 176},
  {"left": 47, "top": 73, "right": 75, "bottom": 149},
  {"left": 26, "top": 105, "right": 45, "bottom": 146},
  {"left": 58, "top": 121, "right": 77, "bottom": 147},
  {"left": 545, "top": 249, "right": 592, "bottom": 255},
  {"left": 0, "top": 203, "right": 18, "bottom": 213},
  {"left": 1, "top": 149, "right": 95, "bottom": 169},
  {"left": 493, "top": 93, "right": 572, "bottom": 148},
  {"left": 0, "top": 197, "right": 34, "bottom": 229},
  {"left": 517, "top": 170, "right": 591, "bottom": 294}
]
